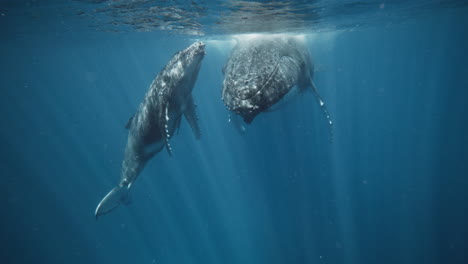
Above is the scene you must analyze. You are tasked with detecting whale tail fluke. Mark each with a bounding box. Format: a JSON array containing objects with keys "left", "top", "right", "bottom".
[{"left": 95, "top": 185, "right": 130, "bottom": 220}]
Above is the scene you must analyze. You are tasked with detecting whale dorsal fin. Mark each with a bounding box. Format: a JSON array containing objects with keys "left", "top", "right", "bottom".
[{"left": 184, "top": 95, "right": 201, "bottom": 140}]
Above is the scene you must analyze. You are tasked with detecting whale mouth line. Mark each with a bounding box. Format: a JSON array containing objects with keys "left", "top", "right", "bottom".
[{"left": 235, "top": 55, "right": 287, "bottom": 101}]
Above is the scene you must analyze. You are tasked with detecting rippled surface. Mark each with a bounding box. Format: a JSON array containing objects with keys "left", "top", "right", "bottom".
[{"left": 1, "top": 0, "right": 467, "bottom": 36}]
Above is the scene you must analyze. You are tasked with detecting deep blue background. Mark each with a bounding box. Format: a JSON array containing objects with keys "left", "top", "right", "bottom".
[{"left": 1, "top": 8, "right": 467, "bottom": 264}]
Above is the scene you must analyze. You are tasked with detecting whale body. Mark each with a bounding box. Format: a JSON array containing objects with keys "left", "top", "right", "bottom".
[
  {"left": 95, "top": 42, "right": 205, "bottom": 219},
  {"left": 222, "top": 35, "right": 332, "bottom": 128}
]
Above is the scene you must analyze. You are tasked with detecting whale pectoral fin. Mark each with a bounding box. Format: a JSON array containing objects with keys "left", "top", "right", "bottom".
[
  {"left": 184, "top": 95, "right": 201, "bottom": 140},
  {"left": 309, "top": 80, "right": 334, "bottom": 141},
  {"left": 229, "top": 113, "right": 246, "bottom": 134},
  {"left": 175, "top": 115, "right": 182, "bottom": 135},
  {"left": 164, "top": 137, "right": 173, "bottom": 156},
  {"left": 125, "top": 115, "right": 134, "bottom": 129},
  {"left": 161, "top": 103, "right": 173, "bottom": 156},
  {"left": 95, "top": 185, "right": 130, "bottom": 219}
]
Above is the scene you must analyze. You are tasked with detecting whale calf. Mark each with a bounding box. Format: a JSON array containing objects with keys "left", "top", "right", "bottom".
[
  {"left": 222, "top": 35, "right": 332, "bottom": 129},
  {"left": 95, "top": 42, "right": 205, "bottom": 219}
]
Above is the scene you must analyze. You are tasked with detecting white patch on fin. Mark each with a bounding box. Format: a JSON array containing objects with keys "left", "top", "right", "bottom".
[
  {"left": 164, "top": 106, "right": 173, "bottom": 155},
  {"left": 165, "top": 106, "right": 169, "bottom": 122}
]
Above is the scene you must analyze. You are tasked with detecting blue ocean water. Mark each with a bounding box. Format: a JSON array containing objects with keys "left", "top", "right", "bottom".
[{"left": 1, "top": 1, "right": 468, "bottom": 264}]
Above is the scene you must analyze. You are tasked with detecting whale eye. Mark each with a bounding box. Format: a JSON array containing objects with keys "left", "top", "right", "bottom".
[{"left": 244, "top": 81, "right": 249, "bottom": 85}]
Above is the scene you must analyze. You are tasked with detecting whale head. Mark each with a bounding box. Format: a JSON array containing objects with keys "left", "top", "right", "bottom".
[
  {"left": 174, "top": 41, "right": 206, "bottom": 75},
  {"left": 222, "top": 36, "right": 305, "bottom": 123}
]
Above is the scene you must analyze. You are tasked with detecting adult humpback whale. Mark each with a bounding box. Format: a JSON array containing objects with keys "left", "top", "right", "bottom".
[
  {"left": 95, "top": 42, "right": 205, "bottom": 219},
  {"left": 222, "top": 35, "right": 332, "bottom": 129}
]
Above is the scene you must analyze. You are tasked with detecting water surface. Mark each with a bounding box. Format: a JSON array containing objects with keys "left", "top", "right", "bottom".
[{"left": 1, "top": 1, "right": 467, "bottom": 264}]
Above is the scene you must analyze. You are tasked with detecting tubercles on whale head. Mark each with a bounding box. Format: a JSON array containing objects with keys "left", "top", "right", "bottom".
[
  {"left": 185, "top": 41, "right": 206, "bottom": 58},
  {"left": 177, "top": 41, "right": 205, "bottom": 73}
]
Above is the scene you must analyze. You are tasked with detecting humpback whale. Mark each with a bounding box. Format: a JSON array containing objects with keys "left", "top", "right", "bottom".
[
  {"left": 222, "top": 35, "right": 332, "bottom": 129},
  {"left": 95, "top": 42, "right": 205, "bottom": 219}
]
